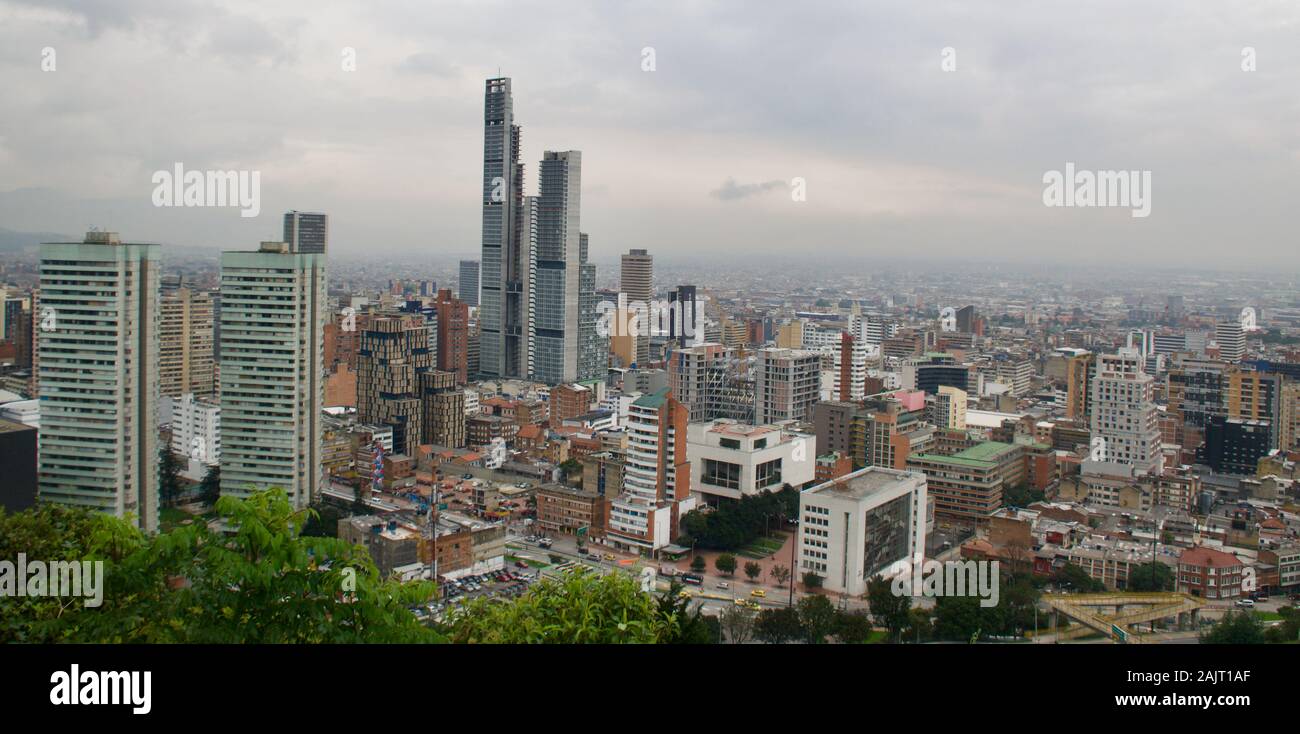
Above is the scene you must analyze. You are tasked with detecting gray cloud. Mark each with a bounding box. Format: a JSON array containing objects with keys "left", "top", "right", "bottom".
[{"left": 0, "top": 0, "right": 1298, "bottom": 268}]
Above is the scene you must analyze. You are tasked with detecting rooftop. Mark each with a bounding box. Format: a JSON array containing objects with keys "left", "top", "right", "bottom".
[{"left": 807, "top": 466, "right": 921, "bottom": 501}]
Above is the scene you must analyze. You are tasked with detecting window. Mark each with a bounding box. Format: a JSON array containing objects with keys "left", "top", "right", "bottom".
[
  {"left": 702, "top": 458, "right": 741, "bottom": 490},
  {"left": 755, "top": 458, "right": 782, "bottom": 488},
  {"left": 719, "top": 438, "right": 741, "bottom": 450}
]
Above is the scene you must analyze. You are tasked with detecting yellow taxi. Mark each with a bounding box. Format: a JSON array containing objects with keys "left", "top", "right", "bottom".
[{"left": 750, "top": 589, "right": 767, "bottom": 598}]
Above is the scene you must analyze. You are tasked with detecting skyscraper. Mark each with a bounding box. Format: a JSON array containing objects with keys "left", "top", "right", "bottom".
[
  {"left": 283, "top": 211, "right": 329, "bottom": 254},
  {"left": 479, "top": 77, "right": 528, "bottom": 379},
  {"left": 38, "top": 231, "right": 160, "bottom": 531},
  {"left": 159, "top": 287, "right": 215, "bottom": 398},
  {"left": 458, "top": 259, "right": 480, "bottom": 308},
  {"left": 621, "top": 248, "right": 653, "bottom": 365},
  {"left": 532, "top": 150, "right": 584, "bottom": 384},
  {"left": 219, "top": 241, "right": 326, "bottom": 509}
]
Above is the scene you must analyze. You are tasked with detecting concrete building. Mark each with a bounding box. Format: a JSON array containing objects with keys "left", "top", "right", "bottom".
[
  {"left": 798, "top": 467, "right": 928, "bottom": 596},
  {"left": 754, "top": 347, "right": 821, "bottom": 424},
  {"left": 159, "top": 287, "right": 215, "bottom": 398},
  {"left": 687, "top": 419, "right": 816, "bottom": 505},
  {"left": 536, "top": 483, "right": 607, "bottom": 540},
  {"left": 907, "top": 441, "right": 1026, "bottom": 524},
  {"left": 1089, "top": 349, "right": 1163, "bottom": 477},
  {"left": 357, "top": 314, "right": 432, "bottom": 456},
  {"left": 1215, "top": 321, "right": 1246, "bottom": 363},
  {"left": 605, "top": 388, "right": 696, "bottom": 552},
  {"left": 420, "top": 369, "right": 466, "bottom": 449},
  {"left": 38, "top": 231, "right": 160, "bottom": 531},
  {"left": 165, "top": 393, "right": 220, "bottom": 473},
  {"left": 1178, "top": 546, "right": 1245, "bottom": 600},
  {"left": 219, "top": 241, "right": 325, "bottom": 508},
  {"left": 620, "top": 248, "right": 653, "bottom": 364}
]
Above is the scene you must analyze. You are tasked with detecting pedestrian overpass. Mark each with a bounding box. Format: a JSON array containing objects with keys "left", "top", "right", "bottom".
[{"left": 1042, "top": 592, "right": 1206, "bottom": 643}]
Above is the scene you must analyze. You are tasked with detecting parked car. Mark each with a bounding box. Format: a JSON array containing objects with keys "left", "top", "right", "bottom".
[
  {"left": 1235, "top": 599, "right": 1255, "bottom": 608},
  {"left": 716, "top": 581, "right": 730, "bottom": 590}
]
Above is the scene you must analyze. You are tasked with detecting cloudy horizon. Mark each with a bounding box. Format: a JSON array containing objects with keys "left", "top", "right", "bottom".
[{"left": 2, "top": 0, "right": 1299, "bottom": 268}]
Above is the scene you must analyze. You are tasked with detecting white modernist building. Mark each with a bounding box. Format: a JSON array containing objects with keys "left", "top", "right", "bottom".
[
  {"left": 798, "top": 466, "right": 928, "bottom": 596},
  {"left": 687, "top": 420, "right": 816, "bottom": 504}
]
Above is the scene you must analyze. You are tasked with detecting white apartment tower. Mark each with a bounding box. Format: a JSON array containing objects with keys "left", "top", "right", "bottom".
[
  {"left": 1089, "top": 348, "right": 1163, "bottom": 477},
  {"left": 219, "top": 241, "right": 326, "bottom": 508},
  {"left": 38, "top": 231, "right": 161, "bottom": 531}
]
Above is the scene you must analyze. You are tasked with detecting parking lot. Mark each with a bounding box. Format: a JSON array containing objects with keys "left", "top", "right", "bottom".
[{"left": 412, "top": 564, "right": 541, "bottom": 625}]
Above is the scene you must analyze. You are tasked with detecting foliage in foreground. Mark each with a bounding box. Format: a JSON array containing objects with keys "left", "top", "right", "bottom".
[
  {"left": 445, "top": 569, "right": 682, "bottom": 643},
  {"left": 0, "top": 490, "right": 441, "bottom": 643}
]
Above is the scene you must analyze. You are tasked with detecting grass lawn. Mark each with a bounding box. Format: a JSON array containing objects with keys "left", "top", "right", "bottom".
[
  {"left": 738, "top": 535, "right": 786, "bottom": 559},
  {"left": 1254, "top": 611, "right": 1284, "bottom": 622},
  {"left": 505, "top": 554, "right": 550, "bottom": 569}
]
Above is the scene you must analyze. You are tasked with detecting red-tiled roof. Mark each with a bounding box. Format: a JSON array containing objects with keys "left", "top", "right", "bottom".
[{"left": 1179, "top": 545, "right": 1241, "bottom": 569}]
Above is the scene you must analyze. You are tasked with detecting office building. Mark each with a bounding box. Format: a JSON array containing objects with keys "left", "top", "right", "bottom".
[
  {"left": 283, "top": 210, "right": 328, "bottom": 255},
  {"left": 458, "top": 259, "right": 480, "bottom": 307},
  {"left": 668, "top": 342, "right": 754, "bottom": 422},
  {"left": 798, "top": 467, "right": 928, "bottom": 596},
  {"left": 532, "top": 150, "right": 590, "bottom": 384},
  {"left": 219, "top": 241, "right": 326, "bottom": 508},
  {"left": 478, "top": 77, "right": 528, "bottom": 379},
  {"left": 688, "top": 420, "right": 816, "bottom": 505},
  {"left": 38, "top": 231, "right": 160, "bottom": 531},
  {"left": 907, "top": 441, "right": 1026, "bottom": 522}
]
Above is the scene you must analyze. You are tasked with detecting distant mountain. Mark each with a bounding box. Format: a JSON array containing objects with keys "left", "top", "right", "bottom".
[{"left": 0, "top": 227, "right": 73, "bottom": 252}]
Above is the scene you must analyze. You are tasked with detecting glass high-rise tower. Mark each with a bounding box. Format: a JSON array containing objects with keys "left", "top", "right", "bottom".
[{"left": 479, "top": 77, "right": 527, "bottom": 379}]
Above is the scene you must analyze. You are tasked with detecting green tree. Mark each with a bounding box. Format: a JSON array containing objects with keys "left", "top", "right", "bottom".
[
  {"left": 449, "top": 568, "right": 677, "bottom": 643},
  {"left": 905, "top": 607, "right": 933, "bottom": 643},
  {"left": 769, "top": 564, "right": 792, "bottom": 587},
  {"left": 656, "top": 580, "right": 716, "bottom": 644},
  {"left": 691, "top": 555, "right": 707, "bottom": 573},
  {"left": 744, "top": 561, "right": 762, "bottom": 582},
  {"left": 867, "top": 574, "right": 911, "bottom": 642},
  {"left": 715, "top": 553, "right": 737, "bottom": 576},
  {"left": 835, "top": 610, "right": 876, "bottom": 643},
  {"left": 159, "top": 446, "right": 182, "bottom": 508},
  {"left": 352, "top": 482, "right": 369, "bottom": 516},
  {"left": 1053, "top": 562, "right": 1104, "bottom": 593},
  {"left": 299, "top": 502, "right": 342, "bottom": 538},
  {"left": 0, "top": 489, "right": 442, "bottom": 643},
  {"left": 1127, "top": 562, "right": 1174, "bottom": 592},
  {"left": 559, "top": 458, "right": 583, "bottom": 483},
  {"left": 1200, "top": 610, "right": 1266, "bottom": 644},
  {"left": 719, "top": 604, "right": 757, "bottom": 644},
  {"left": 198, "top": 464, "right": 221, "bottom": 507},
  {"left": 933, "top": 595, "right": 986, "bottom": 642},
  {"left": 796, "top": 595, "right": 838, "bottom": 644},
  {"left": 754, "top": 606, "right": 801, "bottom": 643}
]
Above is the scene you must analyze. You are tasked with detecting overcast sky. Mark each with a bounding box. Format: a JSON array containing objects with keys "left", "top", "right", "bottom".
[{"left": 1, "top": 0, "right": 1298, "bottom": 267}]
